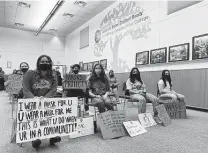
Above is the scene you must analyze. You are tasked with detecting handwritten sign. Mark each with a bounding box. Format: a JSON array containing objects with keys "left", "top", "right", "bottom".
[
  {"left": 138, "top": 113, "right": 157, "bottom": 128},
  {"left": 155, "top": 104, "right": 171, "bottom": 126},
  {"left": 159, "top": 101, "right": 186, "bottom": 119},
  {"left": 69, "top": 116, "right": 94, "bottom": 139},
  {"left": 16, "top": 97, "right": 78, "bottom": 143},
  {"left": 97, "top": 110, "right": 127, "bottom": 139},
  {"left": 6, "top": 74, "right": 23, "bottom": 94},
  {"left": 123, "top": 121, "right": 147, "bottom": 137},
  {"left": 63, "top": 74, "right": 87, "bottom": 90}
]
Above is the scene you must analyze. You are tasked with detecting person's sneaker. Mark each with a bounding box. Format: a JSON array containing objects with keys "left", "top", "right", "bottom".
[
  {"left": 154, "top": 116, "right": 162, "bottom": 124},
  {"left": 49, "top": 137, "right": 61, "bottom": 146},
  {"left": 32, "top": 139, "right": 41, "bottom": 149}
]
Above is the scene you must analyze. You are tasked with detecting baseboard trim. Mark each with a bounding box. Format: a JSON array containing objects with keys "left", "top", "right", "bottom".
[{"left": 186, "top": 106, "right": 208, "bottom": 112}]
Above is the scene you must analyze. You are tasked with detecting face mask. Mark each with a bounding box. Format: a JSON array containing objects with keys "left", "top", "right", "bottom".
[
  {"left": 73, "top": 70, "right": 79, "bottom": 74},
  {"left": 132, "top": 73, "right": 138, "bottom": 77},
  {"left": 39, "top": 64, "right": 50, "bottom": 71},
  {"left": 21, "top": 68, "right": 28, "bottom": 73}
]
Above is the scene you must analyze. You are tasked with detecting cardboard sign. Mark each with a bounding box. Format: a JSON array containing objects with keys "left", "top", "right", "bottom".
[
  {"left": 159, "top": 101, "right": 186, "bottom": 119},
  {"left": 63, "top": 74, "right": 87, "bottom": 90},
  {"left": 69, "top": 116, "right": 94, "bottom": 139},
  {"left": 97, "top": 110, "right": 127, "bottom": 139},
  {"left": 155, "top": 104, "right": 171, "bottom": 126},
  {"left": 138, "top": 113, "right": 157, "bottom": 128},
  {"left": 123, "top": 121, "right": 147, "bottom": 137},
  {"left": 16, "top": 97, "right": 78, "bottom": 143},
  {"left": 6, "top": 74, "right": 23, "bottom": 94}
]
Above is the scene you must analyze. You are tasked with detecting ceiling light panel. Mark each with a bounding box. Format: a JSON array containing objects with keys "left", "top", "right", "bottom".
[
  {"left": 74, "top": 1, "right": 87, "bottom": 7},
  {"left": 18, "top": 2, "right": 31, "bottom": 8}
]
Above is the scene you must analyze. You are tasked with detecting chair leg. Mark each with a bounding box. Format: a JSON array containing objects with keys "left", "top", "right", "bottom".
[{"left": 123, "top": 98, "right": 126, "bottom": 110}]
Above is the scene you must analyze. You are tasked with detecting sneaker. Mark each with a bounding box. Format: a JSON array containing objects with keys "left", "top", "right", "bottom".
[
  {"left": 154, "top": 116, "right": 162, "bottom": 124},
  {"left": 32, "top": 139, "right": 41, "bottom": 149},
  {"left": 49, "top": 137, "right": 61, "bottom": 146}
]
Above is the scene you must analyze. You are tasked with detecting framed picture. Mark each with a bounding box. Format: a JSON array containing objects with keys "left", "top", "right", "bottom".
[
  {"left": 192, "top": 33, "right": 208, "bottom": 60},
  {"left": 79, "top": 62, "right": 83, "bottom": 71},
  {"left": 169, "top": 43, "right": 189, "bottom": 62},
  {"left": 150, "top": 47, "right": 167, "bottom": 64},
  {"left": 83, "top": 63, "right": 88, "bottom": 71},
  {"left": 100, "top": 59, "right": 107, "bottom": 69},
  {"left": 88, "top": 62, "right": 93, "bottom": 71},
  {"left": 7, "top": 61, "right": 12, "bottom": 68},
  {"left": 93, "top": 61, "right": 99, "bottom": 69},
  {"left": 135, "top": 51, "right": 149, "bottom": 66}
]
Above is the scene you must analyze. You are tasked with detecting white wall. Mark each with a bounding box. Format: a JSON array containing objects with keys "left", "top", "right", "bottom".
[
  {"left": 0, "top": 27, "right": 65, "bottom": 74},
  {"left": 65, "top": 0, "right": 208, "bottom": 73}
]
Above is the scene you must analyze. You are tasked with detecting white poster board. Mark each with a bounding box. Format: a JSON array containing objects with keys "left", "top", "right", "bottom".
[
  {"left": 123, "top": 121, "right": 147, "bottom": 137},
  {"left": 138, "top": 113, "right": 157, "bottom": 128},
  {"left": 16, "top": 97, "right": 78, "bottom": 143}
]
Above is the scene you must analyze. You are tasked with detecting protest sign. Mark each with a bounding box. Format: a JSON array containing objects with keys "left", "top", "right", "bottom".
[
  {"left": 159, "top": 101, "right": 186, "bottom": 119},
  {"left": 6, "top": 74, "right": 23, "bottom": 94},
  {"left": 69, "top": 116, "right": 94, "bottom": 139},
  {"left": 16, "top": 97, "right": 78, "bottom": 143},
  {"left": 155, "top": 104, "right": 171, "bottom": 126},
  {"left": 123, "top": 121, "right": 147, "bottom": 137},
  {"left": 138, "top": 113, "right": 157, "bottom": 128},
  {"left": 63, "top": 74, "right": 87, "bottom": 90},
  {"left": 97, "top": 110, "right": 127, "bottom": 139}
]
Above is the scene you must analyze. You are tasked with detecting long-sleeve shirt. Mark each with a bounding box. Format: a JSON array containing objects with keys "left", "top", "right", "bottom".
[{"left": 23, "top": 70, "right": 57, "bottom": 98}]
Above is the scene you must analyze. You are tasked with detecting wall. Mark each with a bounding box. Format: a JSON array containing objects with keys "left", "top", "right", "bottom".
[
  {"left": 0, "top": 27, "right": 65, "bottom": 74},
  {"left": 65, "top": 0, "right": 208, "bottom": 73}
]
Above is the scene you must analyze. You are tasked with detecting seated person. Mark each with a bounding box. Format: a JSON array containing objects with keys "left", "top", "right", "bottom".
[
  {"left": 0, "top": 67, "right": 5, "bottom": 90},
  {"left": 55, "top": 67, "right": 62, "bottom": 86},
  {"left": 63, "top": 64, "right": 85, "bottom": 97},
  {"left": 158, "top": 70, "right": 185, "bottom": 102},
  {"left": 126, "top": 67, "right": 160, "bottom": 121},
  {"left": 88, "top": 64, "right": 114, "bottom": 113},
  {"left": 108, "top": 70, "right": 119, "bottom": 100},
  {"left": 23, "top": 55, "right": 61, "bottom": 148}
]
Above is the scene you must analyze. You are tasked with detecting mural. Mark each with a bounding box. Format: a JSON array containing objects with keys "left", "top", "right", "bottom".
[{"left": 94, "top": 1, "right": 151, "bottom": 72}]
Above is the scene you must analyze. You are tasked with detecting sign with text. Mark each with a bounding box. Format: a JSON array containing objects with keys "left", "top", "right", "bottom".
[
  {"left": 97, "top": 110, "right": 127, "bottom": 139},
  {"left": 155, "top": 104, "right": 171, "bottom": 126},
  {"left": 159, "top": 101, "right": 186, "bottom": 119},
  {"left": 138, "top": 113, "right": 157, "bottom": 128},
  {"left": 123, "top": 121, "right": 147, "bottom": 137},
  {"left": 63, "top": 74, "right": 87, "bottom": 90},
  {"left": 69, "top": 116, "right": 94, "bottom": 139},
  {"left": 6, "top": 74, "right": 23, "bottom": 94},
  {"left": 16, "top": 97, "right": 78, "bottom": 143}
]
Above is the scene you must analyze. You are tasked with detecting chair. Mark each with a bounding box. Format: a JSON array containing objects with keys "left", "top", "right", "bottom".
[{"left": 119, "top": 82, "right": 139, "bottom": 110}]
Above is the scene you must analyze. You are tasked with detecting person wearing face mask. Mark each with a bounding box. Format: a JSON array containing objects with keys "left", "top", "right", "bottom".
[
  {"left": 158, "top": 70, "right": 185, "bottom": 102},
  {"left": 20, "top": 62, "right": 29, "bottom": 75},
  {"left": 108, "top": 70, "right": 119, "bottom": 100},
  {"left": 126, "top": 67, "right": 161, "bottom": 123},
  {"left": 0, "top": 67, "right": 5, "bottom": 90},
  {"left": 23, "top": 55, "right": 61, "bottom": 149}
]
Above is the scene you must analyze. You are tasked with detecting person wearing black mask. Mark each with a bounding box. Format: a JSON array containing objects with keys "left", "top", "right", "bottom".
[
  {"left": 108, "top": 70, "right": 119, "bottom": 100},
  {"left": 23, "top": 55, "right": 61, "bottom": 148},
  {"left": 158, "top": 70, "right": 185, "bottom": 102},
  {"left": 126, "top": 67, "right": 161, "bottom": 122},
  {"left": 0, "top": 67, "right": 5, "bottom": 90},
  {"left": 20, "top": 62, "right": 29, "bottom": 75},
  {"left": 71, "top": 64, "right": 80, "bottom": 74}
]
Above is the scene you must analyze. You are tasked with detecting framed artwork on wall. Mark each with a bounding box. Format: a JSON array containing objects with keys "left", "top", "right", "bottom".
[
  {"left": 83, "top": 63, "right": 88, "bottom": 71},
  {"left": 192, "top": 33, "right": 208, "bottom": 60},
  {"left": 93, "top": 61, "right": 99, "bottom": 69},
  {"left": 169, "top": 43, "right": 189, "bottom": 62},
  {"left": 7, "top": 61, "right": 12, "bottom": 68},
  {"left": 79, "top": 62, "right": 84, "bottom": 71},
  {"left": 100, "top": 59, "right": 107, "bottom": 69},
  {"left": 88, "top": 62, "right": 93, "bottom": 71},
  {"left": 135, "top": 51, "right": 149, "bottom": 66},
  {"left": 150, "top": 47, "right": 167, "bottom": 64}
]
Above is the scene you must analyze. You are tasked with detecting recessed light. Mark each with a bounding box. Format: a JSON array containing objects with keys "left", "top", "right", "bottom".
[
  {"left": 49, "top": 29, "right": 58, "bottom": 32},
  {"left": 63, "top": 13, "right": 74, "bottom": 18},
  {"left": 18, "top": 2, "right": 31, "bottom": 8},
  {"left": 14, "top": 23, "right": 24, "bottom": 27},
  {"left": 74, "top": 1, "right": 87, "bottom": 7}
]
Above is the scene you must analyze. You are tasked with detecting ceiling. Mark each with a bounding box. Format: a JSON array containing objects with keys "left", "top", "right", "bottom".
[{"left": 0, "top": 0, "right": 115, "bottom": 37}]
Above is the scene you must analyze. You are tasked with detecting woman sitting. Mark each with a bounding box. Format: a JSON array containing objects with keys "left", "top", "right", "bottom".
[
  {"left": 108, "top": 70, "right": 119, "bottom": 100},
  {"left": 126, "top": 67, "right": 160, "bottom": 121},
  {"left": 23, "top": 55, "right": 61, "bottom": 148},
  {"left": 158, "top": 70, "right": 185, "bottom": 102},
  {"left": 88, "top": 64, "right": 114, "bottom": 113}
]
